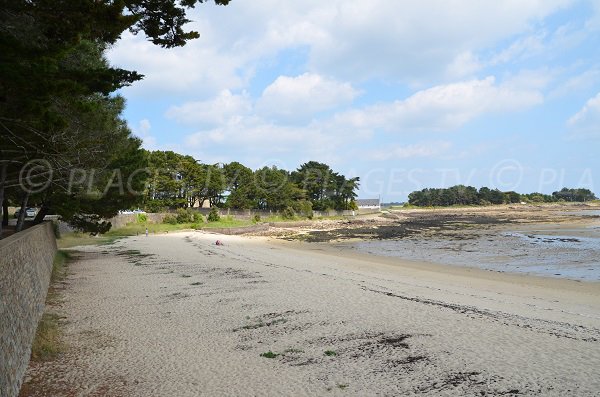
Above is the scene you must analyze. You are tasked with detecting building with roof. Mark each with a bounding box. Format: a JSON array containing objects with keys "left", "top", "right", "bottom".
[{"left": 356, "top": 198, "right": 381, "bottom": 210}]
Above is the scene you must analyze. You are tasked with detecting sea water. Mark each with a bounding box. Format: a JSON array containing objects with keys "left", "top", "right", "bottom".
[{"left": 346, "top": 221, "right": 600, "bottom": 281}]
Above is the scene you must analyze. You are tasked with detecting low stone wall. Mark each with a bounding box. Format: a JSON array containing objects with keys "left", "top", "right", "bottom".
[
  {"left": 0, "top": 222, "right": 57, "bottom": 397},
  {"left": 108, "top": 213, "right": 170, "bottom": 229},
  {"left": 108, "top": 209, "right": 357, "bottom": 229}
]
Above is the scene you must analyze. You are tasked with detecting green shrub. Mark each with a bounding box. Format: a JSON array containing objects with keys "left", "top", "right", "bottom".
[
  {"left": 175, "top": 208, "right": 193, "bottom": 224},
  {"left": 253, "top": 214, "right": 261, "bottom": 223},
  {"left": 294, "top": 200, "right": 313, "bottom": 218},
  {"left": 163, "top": 214, "right": 177, "bottom": 224},
  {"left": 192, "top": 211, "right": 204, "bottom": 223},
  {"left": 281, "top": 206, "right": 296, "bottom": 220},
  {"left": 136, "top": 213, "right": 147, "bottom": 223},
  {"left": 207, "top": 207, "right": 221, "bottom": 222}
]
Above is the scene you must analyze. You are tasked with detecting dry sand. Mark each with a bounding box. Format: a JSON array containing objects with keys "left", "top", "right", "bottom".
[{"left": 21, "top": 231, "right": 600, "bottom": 396}]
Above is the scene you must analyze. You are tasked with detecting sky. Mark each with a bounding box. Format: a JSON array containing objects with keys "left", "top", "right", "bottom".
[{"left": 106, "top": 0, "right": 600, "bottom": 202}]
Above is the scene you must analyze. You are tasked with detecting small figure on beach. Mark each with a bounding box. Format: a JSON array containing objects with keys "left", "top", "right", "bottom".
[
  {"left": 215, "top": 240, "right": 224, "bottom": 246},
  {"left": 145, "top": 227, "right": 148, "bottom": 237}
]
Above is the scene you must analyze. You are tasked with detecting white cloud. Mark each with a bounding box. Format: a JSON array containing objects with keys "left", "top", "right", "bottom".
[
  {"left": 166, "top": 90, "right": 252, "bottom": 125},
  {"left": 366, "top": 142, "right": 453, "bottom": 161},
  {"left": 303, "top": 0, "right": 574, "bottom": 83},
  {"left": 106, "top": 0, "right": 575, "bottom": 97},
  {"left": 490, "top": 33, "right": 548, "bottom": 65},
  {"left": 550, "top": 68, "right": 600, "bottom": 98},
  {"left": 567, "top": 92, "right": 600, "bottom": 137},
  {"left": 183, "top": 112, "right": 372, "bottom": 169},
  {"left": 131, "top": 119, "right": 157, "bottom": 150},
  {"left": 586, "top": 0, "right": 600, "bottom": 30},
  {"left": 107, "top": 31, "right": 244, "bottom": 98},
  {"left": 256, "top": 73, "right": 358, "bottom": 122},
  {"left": 177, "top": 74, "right": 543, "bottom": 167},
  {"left": 445, "top": 51, "right": 483, "bottom": 79},
  {"left": 334, "top": 76, "right": 543, "bottom": 133}
]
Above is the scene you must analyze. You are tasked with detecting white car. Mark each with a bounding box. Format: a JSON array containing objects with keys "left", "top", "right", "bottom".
[{"left": 14, "top": 207, "right": 37, "bottom": 218}]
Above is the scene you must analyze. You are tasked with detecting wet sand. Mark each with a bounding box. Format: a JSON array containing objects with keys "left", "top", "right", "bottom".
[{"left": 20, "top": 230, "right": 600, "bottom": 396}]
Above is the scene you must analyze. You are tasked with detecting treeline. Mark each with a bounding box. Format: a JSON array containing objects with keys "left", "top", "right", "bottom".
[
  {"left": 145, "top": 151, "right": 360, "bottom": 215},
  {"left": 408, "top": 186, "right": 597, "bottom": 207}
]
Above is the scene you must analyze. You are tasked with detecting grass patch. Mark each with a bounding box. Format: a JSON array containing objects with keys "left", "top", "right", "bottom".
[
  {"left": 57, "top": 232, "right": 120, "bottom": 249},
  {"left": 30, "top": 313, "right": 63, "bottom": 361},
  {"left": 337, "top": 384, "right": 349, "bottom": 390},
  {"left": 324, "top": 350, "right": 337, "bottom": 356},
  {"left": 51, "top": 250, "right": 71, "bottom": 283},
  {"left": 30, "top": 250, "right": 74, "bottom": 361},
  {"left": 260, "top": 351, "right": 280, "bottom": 359},
  {"left": 198, "top": 216, "right": 253, "bottom": 229}
]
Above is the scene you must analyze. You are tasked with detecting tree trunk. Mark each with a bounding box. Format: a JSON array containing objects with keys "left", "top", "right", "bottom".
[
  {"left": 2, "top": 200, "right": 7, "bottom": 227},
  {"left": 15, "top": 192, "right": 29, "bottom": 232},
  {"left": 0, "top": 164, "right": 6, "bottom": 238},
  {"left": 33, "top": 203, "right": 49, "bottom": 224},
  {"left": 33, "top": 204, "right": 50, "bottom": 225}
]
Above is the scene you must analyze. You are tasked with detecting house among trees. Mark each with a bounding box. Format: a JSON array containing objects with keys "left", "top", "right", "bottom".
[{"left": 356, "top": 198, "right": 381, "bottom": 210}]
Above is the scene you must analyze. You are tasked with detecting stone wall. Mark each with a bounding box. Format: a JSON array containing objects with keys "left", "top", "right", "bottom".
[
  {"left": 0, "top": 222, "right": 57, "bottom": 397},
  {"left": 108, "top": 213, "right": 170, "bottom": 229},
  {"left": 108, "top": 209, "right": 358, "bottom": 229}
]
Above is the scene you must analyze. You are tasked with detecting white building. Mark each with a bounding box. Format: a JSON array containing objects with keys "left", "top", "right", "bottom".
[{"left": 356, "top": 198, "right": 381, "bottom": 210}]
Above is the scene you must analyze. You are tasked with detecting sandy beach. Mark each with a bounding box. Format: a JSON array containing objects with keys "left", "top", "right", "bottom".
[{"left": 20, "top": 228, "right": 600, "bottom": 396}]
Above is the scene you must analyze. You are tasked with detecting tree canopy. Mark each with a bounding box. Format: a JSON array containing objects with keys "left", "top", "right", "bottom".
[
  {"left": 407, "top": 185, "right": 597, "bottom": 207},
  {"left": 140, "top": 152, "right": 360, "bottom": 215}
]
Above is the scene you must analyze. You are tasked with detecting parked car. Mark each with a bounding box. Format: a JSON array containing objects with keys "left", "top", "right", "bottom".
[
  {"left": 14, "top": 207, "right": 37, "bottom": 218},
  {"left": 118, "top": 209, "right": 146, "bottom": 215}
]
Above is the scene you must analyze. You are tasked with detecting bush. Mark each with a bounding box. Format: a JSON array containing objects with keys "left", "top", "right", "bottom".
[
  {"left": 253, "top": 214, "right": 261, "bottom": 223},
  {"left": 192, "top": 211, "right": 204, "bottom": 223},
  {"left": 281, "top": 206, "right": 296, "bottom": 220},
  {"left": 163, "top": 214, "right": 177, "bottom": 224},
  {"left": 293, "top": 200, "right": 313, "bottom": 218},
  {"left": 136, "top": 213, "right": 147, "bottom": 223},
  {"left": 175, "top": 208, "right": 193, "bottom": 224},
  {"left": 207, "top": 207, "right": 220, "bottom": 222}
]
